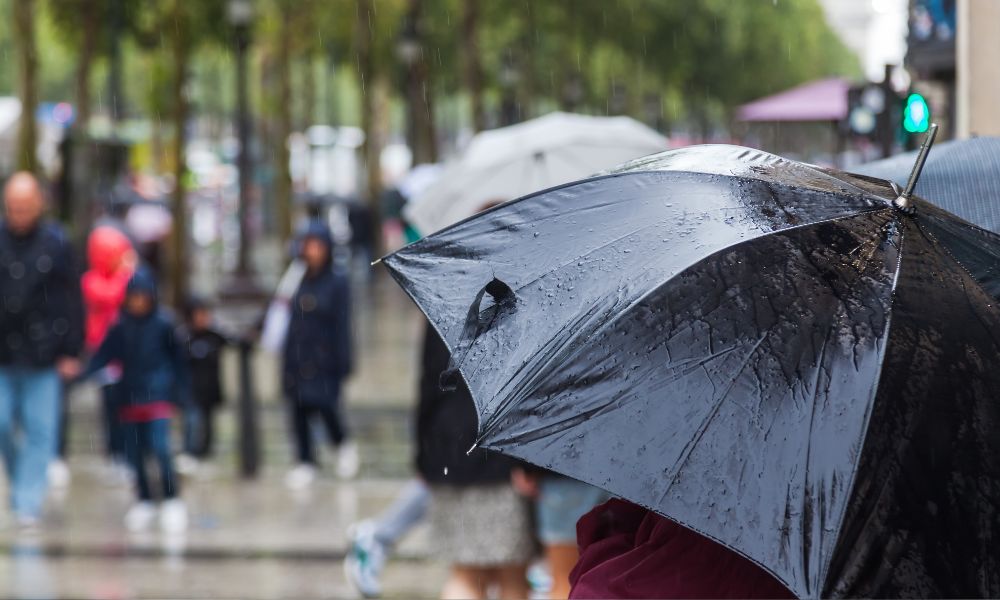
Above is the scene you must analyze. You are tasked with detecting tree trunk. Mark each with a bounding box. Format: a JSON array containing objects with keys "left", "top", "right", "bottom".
[
  {"left": 275, "top": 3, "right": 293, "bottom": 243},
  {"left": 301, "top": 55, "right": 316, "bottom": 131},
  {"left": 76, "top": 2, "right": 99, "bottom": 130},
  {"left": 13, "top": 0, "right": 38, "bottom": 174},
  {"left": 405, "top": 0, "right": 437, "bottom": 164},
  {"left": 356, "top": 0, "right": 382, "bottom": 253},
  {"left": 462, "top": 0, "right": 485, "bottom": 132},
  {"left": 169, "top": 1, "right": 190, "bottom": 308},
  {"left": 520, "top": 1, "right": 536, "bottom": 121},
  {"left": 70, "top": 0, "right": 101, "bottom": 244}
]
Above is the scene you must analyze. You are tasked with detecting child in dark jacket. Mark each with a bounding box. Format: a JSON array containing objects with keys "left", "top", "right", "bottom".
[
  {"left": 177, "top": 297, "right": 232, "bottom": 469},
  {"left": 85, "top": 267, "right": 191, "bottom": 532}
]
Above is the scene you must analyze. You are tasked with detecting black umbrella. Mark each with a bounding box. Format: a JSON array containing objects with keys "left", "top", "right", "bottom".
[
  {"left": 383, "top": 141, "right": 1000, "bottom": 598},
  {"left": 853, "top": 136, "right": 1000, "bottom": 234}
]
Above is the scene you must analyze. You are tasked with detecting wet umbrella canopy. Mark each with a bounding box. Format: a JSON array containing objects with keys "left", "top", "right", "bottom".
[{"left": 383, "top": 144, "right": 1000, "bottom": 598}]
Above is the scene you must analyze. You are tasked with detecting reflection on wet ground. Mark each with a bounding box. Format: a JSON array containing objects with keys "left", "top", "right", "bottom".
[{"left": 0, "top": 464, "right": 443, "bottom": 599}]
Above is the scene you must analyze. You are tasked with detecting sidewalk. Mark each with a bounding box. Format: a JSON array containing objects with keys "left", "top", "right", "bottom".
[{"left": 0, "top": 461, "right": 444, "bottom": 599}]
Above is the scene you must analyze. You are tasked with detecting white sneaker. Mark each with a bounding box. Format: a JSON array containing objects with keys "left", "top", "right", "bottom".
[
  {"left": 160, "top": 499, "right": 188, "bottom": 533},
  {"left": 124, "top": 502, "right": 157, "bottom": 532},
  {"left": 175, "top": 454, "right": 200, "bottom": 476},
  {"left": 344, "top": 520, "right": 385, "bottom": 598},
  {"left": 47, "top": 459, "right": 71, "bottom": 488},
  {"left": 285, "top": 464, "right": 317, "bottom": 490},
  {"left": 336, "top": 442, "right": 360, "bottom": 479}
]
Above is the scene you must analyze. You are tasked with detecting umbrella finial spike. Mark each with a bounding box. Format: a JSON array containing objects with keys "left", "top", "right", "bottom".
[{"left": 893, "top": 123, "right": 939, "bottom": 213}]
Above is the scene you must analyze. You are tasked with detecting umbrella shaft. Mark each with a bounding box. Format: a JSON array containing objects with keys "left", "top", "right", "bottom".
[{"left": 902, "top": 123, "right": 939, "bottom": 200}]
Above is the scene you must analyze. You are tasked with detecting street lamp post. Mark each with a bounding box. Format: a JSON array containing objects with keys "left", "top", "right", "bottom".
[
  {"left": 396, "top": 12, "right": 423, "bottom": 164},
  {"left": 226, "top": 0, "right": 261, "bottom": 481},
  {"left": 228, "top": 0, "right": 257, "bottom": 291}
]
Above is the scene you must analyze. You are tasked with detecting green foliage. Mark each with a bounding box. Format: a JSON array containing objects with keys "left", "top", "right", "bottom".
[{"left": 1, "top": 0, "right": 860, "bottom": 135}]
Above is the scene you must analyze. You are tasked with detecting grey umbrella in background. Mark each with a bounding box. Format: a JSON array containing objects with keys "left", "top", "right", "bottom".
[{"left": 853, "top": 136, "right": 1000, "bottom": 233}]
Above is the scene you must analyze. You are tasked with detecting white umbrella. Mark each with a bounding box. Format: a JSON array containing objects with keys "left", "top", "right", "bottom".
[{"left": 404, "top": 112, "right": 668, "bottom": 235}]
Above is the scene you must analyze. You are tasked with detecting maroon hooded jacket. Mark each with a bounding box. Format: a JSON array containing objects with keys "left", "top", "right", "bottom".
[{"left": 570, "top": 499, "right": 795, "bottom": 599}]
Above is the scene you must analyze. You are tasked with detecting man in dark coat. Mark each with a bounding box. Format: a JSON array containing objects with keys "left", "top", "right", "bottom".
[
  {"left": 282, "top": 222, "right": 356, "bottom": 488},
  {"left": 0, "top": 172, "right": 83, "bottom": 527}
]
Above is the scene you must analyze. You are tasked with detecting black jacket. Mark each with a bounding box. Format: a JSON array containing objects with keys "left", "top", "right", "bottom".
[
  {"left": 181, "top": 327, "right": 230, "bottom": 408},
  {"left": 415, "top": 323, "right": 512, "bottom": 486},
  {"left": 282, "top": 266, "right": 353, "bottom": 404},
  {"left": 0, "top": 221, "right": 83, "bottom": 367}
]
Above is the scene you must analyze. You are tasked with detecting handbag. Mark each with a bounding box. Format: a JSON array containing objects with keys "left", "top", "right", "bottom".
[{"left": 260, "top": 259, "right": 307, "bottom": 354}]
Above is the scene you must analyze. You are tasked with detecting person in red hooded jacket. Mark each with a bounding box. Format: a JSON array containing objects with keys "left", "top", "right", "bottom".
[
  {"left": 82, "top": 227, "right": 136, "bottom": 351},
  {"left": 80, "top": 226, "right": 136, "bottom": 468}
]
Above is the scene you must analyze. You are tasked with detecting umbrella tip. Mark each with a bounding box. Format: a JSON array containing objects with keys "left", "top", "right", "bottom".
[
  {"left": 465, "top": 442, "right": 479, "bottom": 456},
  {"left": 893, "top": 123, "right": 938, "bottom": 214},
  {"left": 370, "top": 257, "right": 383, "bottom": 267}
]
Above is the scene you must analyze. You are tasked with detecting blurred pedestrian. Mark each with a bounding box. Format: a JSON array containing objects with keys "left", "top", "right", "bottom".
[
  {"left": 511, "top": 468, "right": 610, "bottom": 599},
  {"left": 417, "top": 323, "right": 533, "bottom": 599},
  {"left": 345, "top": 478, "right": 431, "bottom": 597},
  {"left": 84, "top": 267, "right": 191, "bottom": 532},
  {"left": 176, "top": 296, "right": 232, "bottom": 473},
  {"left": 283, "top": 222, "right": 358, "bottom": 489},
  {"left": 80, "top": 225, "right": 136, "bottom": 481},
  {"left": 0, "top": 172, "right": 83, "bottom": 528}
]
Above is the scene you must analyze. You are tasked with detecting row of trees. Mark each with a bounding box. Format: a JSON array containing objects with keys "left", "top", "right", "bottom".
[{"left": 5, "top": 0, "right": 857, "bottom": 300}]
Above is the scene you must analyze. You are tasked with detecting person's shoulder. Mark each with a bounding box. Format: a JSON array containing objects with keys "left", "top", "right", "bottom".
[
  {"left": 154, "top": 307, "right": 181, "bottom": 329},
  {"left": 174, "top": 322, "right": 193, "bottom": 339},
  {"left": 39, "top": 221, "right": 73, "bottom": 251},
  {"left": 207, "top": 328, "right": 230, "bottom": 344},
  {"left": 330, "top": 267, "right": 351, "bottom": 286},
  {"left": 39, "top": 220, "right": 69, "bottom": 242}
]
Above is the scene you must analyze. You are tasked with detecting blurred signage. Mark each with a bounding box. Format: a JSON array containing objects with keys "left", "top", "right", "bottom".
[
  {"left": 36, "top": 102, "right": 74, "bottom": 126},
  {"left": 910, "top": 0, "right": 956, "bottom": 43},
  {"left": 906, "top": 0, "right": 956, "bottom": 77}
]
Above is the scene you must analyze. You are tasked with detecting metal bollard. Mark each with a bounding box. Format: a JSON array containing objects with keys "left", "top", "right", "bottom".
[{"left": 237, "top": 338, "right": 260, "bottom": 479}]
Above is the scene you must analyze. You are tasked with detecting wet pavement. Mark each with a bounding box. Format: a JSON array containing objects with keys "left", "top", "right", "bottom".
[
  {"left": 0, "top": 464, "right": 444, "bottom": 599},
  {"left": 0, "top": 277, "right": 448, "bottom": 598}
]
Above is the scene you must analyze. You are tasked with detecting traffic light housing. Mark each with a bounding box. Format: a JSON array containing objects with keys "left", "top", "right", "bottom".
[
  {"left": 843, "top": 81, "right": 932, "bottom": 155},
  {"left": 903, "top": 92, "right": 931, "bottom": 133},
  {"left": 844, "top": 84, "right": 885, "bottom": 139}
]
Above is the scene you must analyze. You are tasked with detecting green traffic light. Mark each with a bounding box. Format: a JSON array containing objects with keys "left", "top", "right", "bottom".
[{"left": 903, "top": 93, "right": 930, "bottom": 133}]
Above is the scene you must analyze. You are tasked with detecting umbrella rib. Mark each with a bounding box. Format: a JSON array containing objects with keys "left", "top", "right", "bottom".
[
  {"left": 816, "top": 220, "right": 906, "bottom": 595},
  {"left": 657, "top": 331, "right": 771, "bottom": 503},
  {"left": 485, "top": 341, "right": 751, "bottom": 448},
  {"left": 798, "top": 329, "right": 832, "bottom": 595}
]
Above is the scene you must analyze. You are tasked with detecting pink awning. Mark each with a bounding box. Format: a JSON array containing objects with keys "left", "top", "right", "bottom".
[{"left": 736, "top": 78, "right": 850, "bottom": 123}]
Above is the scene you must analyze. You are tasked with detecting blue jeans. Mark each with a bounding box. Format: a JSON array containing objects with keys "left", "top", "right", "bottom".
[
  {"left": 122, "top": 419, "right": 178, "bottom": 501},
  {"left": 0, "top": 367, "right": 61, "bottom": 518},
  {"left": 181, "top": 403, "right": 201, "bottom": 456},
  {"left": 536, "top": 477, "right": 611, "bottom": 544},
  {"left": 373, "top": 478, "right": 430, "bottom": 546}
]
